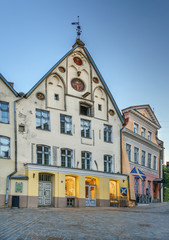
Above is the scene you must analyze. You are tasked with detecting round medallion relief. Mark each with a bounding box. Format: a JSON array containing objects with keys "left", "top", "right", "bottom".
[
  {"left": 93, "top": 77, "right": 99, "bottom": 83},
  {"left": 58, "top": 66, "right": 65, "bottom": 73},
  {"left": 36, "top": 92, "right": 45, "bottom": 100},
  {"left": 71, "top": 78, "right": 85, "bottom": 92},
  {"left": 73, "top": 57, "right": 82, "bottom": 66}
]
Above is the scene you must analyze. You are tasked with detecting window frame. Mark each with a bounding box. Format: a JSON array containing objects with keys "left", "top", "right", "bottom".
[
  {"left": 126, "top": 144, "right": 132, "bottom": 162},
  {"left": 81, "top": 119, "right": 91, "bottom": 138},
  {"left": 60, "top": 114, "right": 72, "bottom": 135},
  {"left": 134, "top": 122, "right": 139, "bottom": 134},
  {"left": 148, "top": 153, "right": 152, "bottom": 168},
  {"left": 134, "top": 147, "right": 139, "bottom": 164},
  {"left": 153, "top": 156, "right": 157, "bottom": 170},
  {"left": 0, "top": 136, "right": 10, "bottom": 159},
  {"left": 80, "top": 104, "right": 91, "bottom": 117},
  {"left": 0, "top": 101, "right": 9, "bottom": 124},
  {"left": 141, "top": 150, "right": 146, "bottom": 166},
  {"left": 36, "top": 145, "right": 51, "bottom": 165},
  {"left": 141, "top": 127, "right": 146, "bottom": 138},
  {"left": 104, "top": 155, "right": 112, "bottom": 173},
  {"left": 81, "top": 151, "right": 92, "bottom": 170},
  {"left": 148, "top": 131, "right": 152, "bottom": 141},
  {"left": 36, "top": 109, "right": 50, "bottom": 131},
  {"left": 61, "top": 148, "right": 73, "bottom": 168},
  {"left": 104, "top": 124, "right": 112, "bottom": 143}
]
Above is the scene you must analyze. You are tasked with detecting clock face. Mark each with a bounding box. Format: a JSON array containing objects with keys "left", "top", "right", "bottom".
[
  {"left": 73, "top": 57, "right": 82, "bottom": 66},
  {"left": 36, "top": 92, "right": 45, "bottom": 100},
  {"left": 71, "top": 78, "right": 85, "bottom": 92}
]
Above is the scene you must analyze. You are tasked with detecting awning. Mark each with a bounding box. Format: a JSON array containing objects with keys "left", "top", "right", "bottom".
[
  {"left": 130, "top": 167, "right": 146, "bottom": 180},
  {"left": 153, "top": 178, "right": 164, "bottom": 183}
]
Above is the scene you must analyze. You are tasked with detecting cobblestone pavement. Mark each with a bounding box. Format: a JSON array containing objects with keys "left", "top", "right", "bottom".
[{"left": 0, "top": 202, "right": 169, "bottom": 240}]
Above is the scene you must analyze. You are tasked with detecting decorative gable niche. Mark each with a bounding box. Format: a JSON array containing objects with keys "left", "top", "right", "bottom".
[
  {"left": 47, "top": 74, "right": 65, "bottom": 110},
  {"left": 94, "top": 87, "right": 107, "bottom": 120}
]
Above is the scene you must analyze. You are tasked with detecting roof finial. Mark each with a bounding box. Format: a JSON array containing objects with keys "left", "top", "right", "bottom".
[{"left": 72, "top": 16, "right": 82, "bottom": 39}]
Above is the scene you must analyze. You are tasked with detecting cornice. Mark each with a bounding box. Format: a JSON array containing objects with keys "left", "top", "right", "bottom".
[
  {"left": 122, "top": 128, "right": 162, "bottom": 151},
  {"left": 24, "top": 164, "right": 127, "bottom": 180}
]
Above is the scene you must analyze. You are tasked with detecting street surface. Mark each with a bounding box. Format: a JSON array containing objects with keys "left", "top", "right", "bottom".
[{"left": 0, "top": 202, "right": 169, "bottom": 240}]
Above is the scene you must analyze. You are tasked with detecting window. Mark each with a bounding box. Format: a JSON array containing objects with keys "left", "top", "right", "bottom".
[
  {"left": 148, "top": 153, "right": 152, "bottom": 168},
  {"left": 141, "top": 150, "right": 146, "bottom": 166},
  {"left": 80, "top": 104, "right": 91, "bottom": 116},
  {"left": 134, "top": 147, "right": 139, "bottom": 164},
  {"left": 104, "top": 125, "right": 112, "bottom": 143},
  {"left": 148, "top": 181, "right": 151, "bottom": 195},
  {"left": 141, "top": 127, "right": 146, "bottom": 137},
  {"left": 0, "top": 102, "right": 9, "bottom": 123},
  {"left": 36, "top": 110, "right": 50, "bottom": 130},
  {"left": 104, "top": 155, "right": 112, "bottom": 173},
  {"left": 135, "top": 178, "right": 138, "bottom": 195},
  {"left": 0, "top": 136, "right": 10, "bottom": 158},
  {"left": 37, "top": 145, "right": 50, "bottom": 165},
  {"left": 148, "top": 131, "right": 152, "bottom": 141},
  {"left": 81, "top": 119, "right": 91, "bottom": 138},
  {"left": 60, "top": 115, "right": 72, "bottom": 135},
  {"left": 153, "top": 156, "right": 157, "bottom": 170},
  {"left": 98, "top": 104, "right": 102, "bottom": 111},
  {"left": 81, "top": 151, "right": 91, "bottom": 170},
  {"left": 126, "top": 144, "right": 131, "bottom": 162},
  {"left": 19, "top": 124, "right": 25, "bottom": 132},
  {"left": 134, "top": 123, "right": 139, "bottom": 134},
  {"left": 65, "top": 176, "right": 76, "bottom": 197},
  {"left": 54, "top": 94, "right": 59, "bottom": 100},
  {"left": 142, "top": 180, "right": 145, "bottom": 195},
  {"left": 61, "top": 149, "right": 73, "bottom": 168}
]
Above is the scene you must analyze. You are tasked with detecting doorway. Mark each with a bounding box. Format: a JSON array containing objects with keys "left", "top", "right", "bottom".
[
  {"left": 85, "top": 178, "right": 96, "bottom": 206},
  {"left": 38, "top": 174, "right": 52, "bottom": 206}
]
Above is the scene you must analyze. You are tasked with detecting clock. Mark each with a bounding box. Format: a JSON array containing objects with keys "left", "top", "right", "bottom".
[
  {"left": 36, "top": 92, "right": 45, "bottom": 100},
  {"left": 73, "top": 57, "right": 82, "bottom": 66},
  {"left": 71, "top": 78, "right": 85, "bottom": 92}
]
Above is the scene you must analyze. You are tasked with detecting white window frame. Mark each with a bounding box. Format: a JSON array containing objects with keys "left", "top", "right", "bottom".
[
  {"left": 81, "top": 119, "right": 91, "bottom": 138},
  {"left": 0, "top": 102, "right": 9, "bottom": 124},
  {"left": 148, "top": 131, "right": 152, "bottom": 141},
  {"left": 134, "top": 147, "right": 139, "bottom": 164},
  {"left": 141, "top": 150, "right": 146, "bottom": 166},
  {"left": 134, "top": 122, "right": 139, "bottom": 134},
  {"left": 148, "top": 153, "right": 152, "bottom": 168},
  {"left": 37, "top": 145, "right": 51, "bottom": 165},
  {"left": 126, "top": 144, "right": 132, "bottom": 162},
  {"left": 0, "top": 136, "right": 10, "bottom": 158},
  {"left": 104, "top": 125, "right": 112, "bottom": 143},
  {"left": 61, "top": 148, "right": 73, "bottom": 168},
  {"left": 60, "top": 115, "right": 72, "bottom": 135},
  {"left": 36, "top": 109, "right": 50, "bottom": 130},
  {"left": 81, "top": 151, "right": 92, "bottom": 170},
  {"left": 141, "top": 127, "right": 146, "bottom": 138},
  {"left": 153, "top": 156, "right": 157, "bottom": 170},
  {"left": 104, "top": 155, "right": 112, "bottom": 173}
]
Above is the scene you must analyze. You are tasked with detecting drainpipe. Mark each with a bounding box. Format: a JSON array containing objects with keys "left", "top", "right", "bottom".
[
  {"left": 120, "top": 123, "right": 126, "bottom": 174},
  {"left": 5, "top": 96, "right": 24, "bottom": 204}
]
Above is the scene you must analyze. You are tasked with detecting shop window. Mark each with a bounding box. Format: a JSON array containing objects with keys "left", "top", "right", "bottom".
[
  {"left": 65, "top": 176, "right": 76, "bottom": 197},
  {"left": 109, "top": 180, "right": 117, "bottom": 199}
]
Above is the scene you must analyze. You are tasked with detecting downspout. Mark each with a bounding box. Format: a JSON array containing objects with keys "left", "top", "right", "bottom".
[
  {"left": 5, "top": 96, "right": 24, "bottom": 204},
  {"left": 120, "top": 123, "right": 126, "bottom": 174}
]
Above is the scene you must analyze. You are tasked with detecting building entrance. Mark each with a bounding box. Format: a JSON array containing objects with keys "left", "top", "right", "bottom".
[
  {"left": 38, "top": 174, "right": 52, "bottom": 206},
  {"left": 85, "top": 178, "right": 96, "bottom": 206}
]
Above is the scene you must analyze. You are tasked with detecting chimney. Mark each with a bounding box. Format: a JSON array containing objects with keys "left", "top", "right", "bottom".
[{"left": 8, "top": 82, "right": 14, "bottom": 88}]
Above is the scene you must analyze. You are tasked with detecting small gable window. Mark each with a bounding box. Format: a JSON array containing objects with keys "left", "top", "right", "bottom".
[
  {"left": 54, "top": 94, "right": 59, "bottom": 100},
  {"left": 80, "top": 104, "right": 91, "bottom": 117},
  {"left": 98, "top": 104, "right": 102, "bottom": 111}
]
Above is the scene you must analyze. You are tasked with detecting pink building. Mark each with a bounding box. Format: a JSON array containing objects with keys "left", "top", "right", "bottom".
[{"left": 122, "top": 105, "right": 163, "bottom": 205}]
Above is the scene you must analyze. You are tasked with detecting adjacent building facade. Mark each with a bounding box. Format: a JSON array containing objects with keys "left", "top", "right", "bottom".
[
  {"left": 122, "top": 105, "right": 163, "bottom": 204},
  {"left": 0, "top": 39, "right": 129, "bottom": 208}
]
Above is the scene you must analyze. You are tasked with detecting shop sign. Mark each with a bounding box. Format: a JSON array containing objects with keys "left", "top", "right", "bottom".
[{"left": 120, "top": 187, "right": 127, "bottom": 197}]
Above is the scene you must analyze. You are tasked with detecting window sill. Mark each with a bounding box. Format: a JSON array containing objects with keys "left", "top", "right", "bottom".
[
  {"left": 0, "top": 121, "right": 9, "bottom": 124},
  {"left": 104, "top": 141, "right": 113, "bottom": 144},
  {"left": 0, "top": 157, "right": 11, "bottom": 159},
  {"left": 81, "top": 136, "right": 92, "bottom": 139},
  {"left": 61, "top": 132, "right": 73, "bottom": 136},
  {"left": 36, "top": 128, "right": 51, "bottom": 132}
]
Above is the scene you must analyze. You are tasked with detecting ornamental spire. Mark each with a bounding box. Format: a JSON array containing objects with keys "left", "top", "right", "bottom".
[{"left": 72, "top": 16, "right": 82, "bottom": 39}]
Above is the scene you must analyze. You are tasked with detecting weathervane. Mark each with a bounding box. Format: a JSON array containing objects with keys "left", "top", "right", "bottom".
[{"left": 72, "top": 16, "right": 82, "bottom": 39}]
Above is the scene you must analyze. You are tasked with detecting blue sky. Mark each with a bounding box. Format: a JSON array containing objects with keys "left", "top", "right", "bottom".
[{"left": 0, "top": 0, "right": 169, "bottom": 162}]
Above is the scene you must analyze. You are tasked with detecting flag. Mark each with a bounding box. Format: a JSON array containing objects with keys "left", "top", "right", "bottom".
[{"left": 130, "top": 167, "right": 146, "bottom": 180}]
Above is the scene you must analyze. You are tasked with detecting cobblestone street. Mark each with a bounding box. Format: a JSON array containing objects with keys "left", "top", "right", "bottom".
[{"left": 0, "top": 202, "right": 169, "bottom": 240}]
